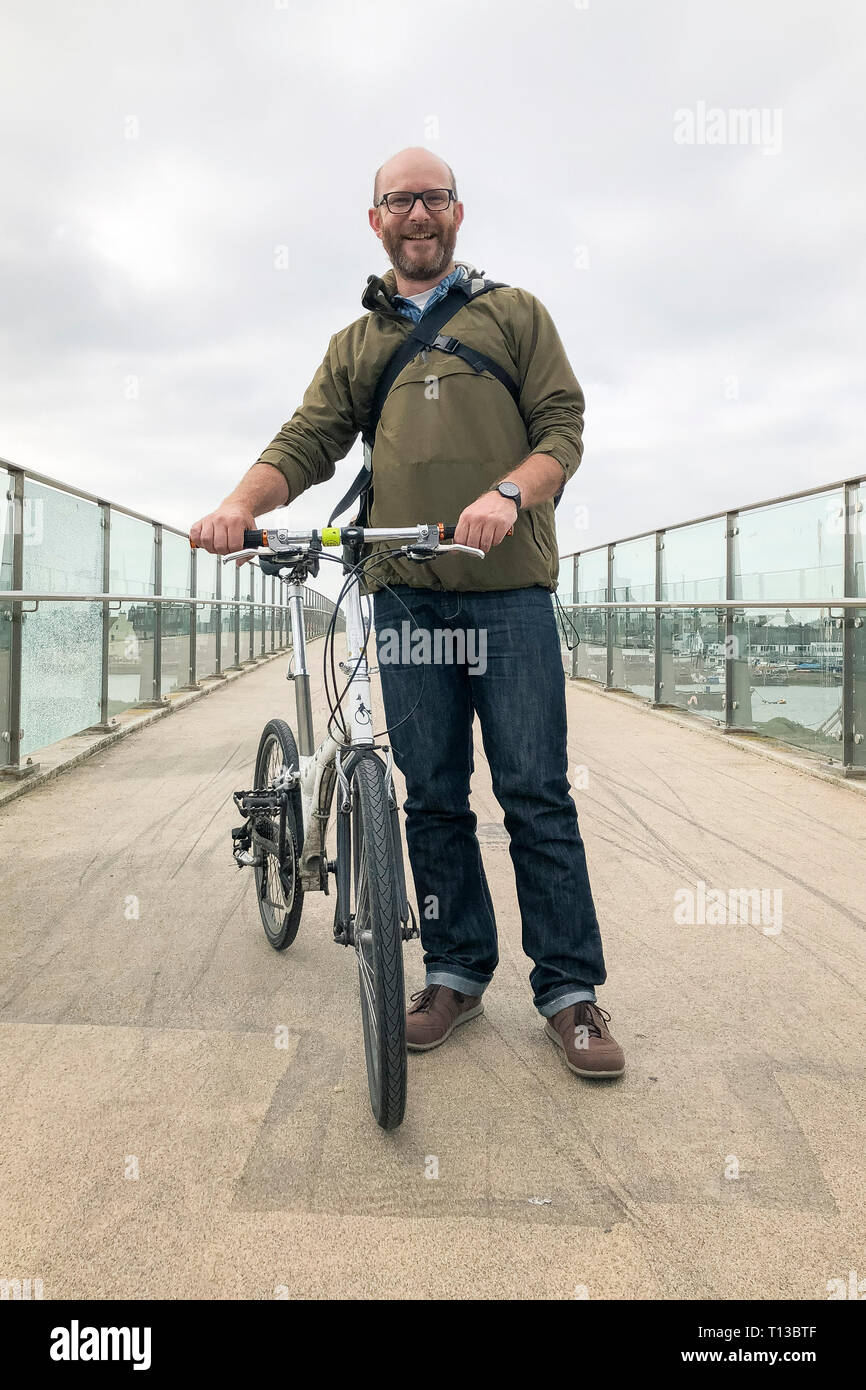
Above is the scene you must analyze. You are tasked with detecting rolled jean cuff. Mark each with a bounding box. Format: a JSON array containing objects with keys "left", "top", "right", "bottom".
[
  {"left": 536, "top": 986, "right": 597, "bottom": 1018},
  {"left": 425, "top": 969, "right": 488, "bottom": 997}
]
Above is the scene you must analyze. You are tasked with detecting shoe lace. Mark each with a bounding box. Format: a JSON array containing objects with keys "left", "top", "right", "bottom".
[
  {"left": 574, "top": 1002, "right": 610, "bottom": 1038},
  {"left": 409, "top": 985, "right": 440, "bottom": 1015}
]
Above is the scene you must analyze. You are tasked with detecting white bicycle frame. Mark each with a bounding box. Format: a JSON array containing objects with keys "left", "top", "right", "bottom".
[
  {"left": 284, "top": 571, "right": 374, "bottom": 889},
  {"left": 226, "top": 523, "right": 484, "bottom": 891}
]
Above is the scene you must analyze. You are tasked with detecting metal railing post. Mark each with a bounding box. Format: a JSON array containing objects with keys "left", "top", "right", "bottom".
[
  {"left": 842, "top": 480, "right": 857, "bottom": 771},
  {"left": 234, "top": 564, "right": 241, "bottom": 668},
  {"left": 188, "top": 542, "right": 197, "bottom": 688},
  {"left": 153, "top": 523, "right": 163, "bottom": 701},
  {"left": 603, "top": 543, "right": 614, "bottom": 689},
  {"left": 215, "top": 553, "right": 223, "bottom": 676},
  {"left": 571, "top": 553, "right": 578, "bottom": 677},
  {"left": 654, "top": 531, "right": 663, "bottom": 704},
  {"left": 96, "top": 500, "right": 112, "bottom": 730},
  {"left": 724, "top": 511, "right": 736, "bottom": 729},
  {"left": 0, "top": 468, "right": 37, "bottom": 778}
]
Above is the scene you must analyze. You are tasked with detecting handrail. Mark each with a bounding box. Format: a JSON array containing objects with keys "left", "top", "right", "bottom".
[
  {"left": 1, "top": 591, "right": 322, "bottom": 608},
  {"left": 559, "top": 598, "right": 862, "bottom": 610},
  {"left": 560, "top": 473, "right": 863, "bottom": 559}
]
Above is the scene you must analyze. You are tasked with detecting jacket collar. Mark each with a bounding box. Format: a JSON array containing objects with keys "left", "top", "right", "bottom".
[{"left": 361, "top": 261, "right": 484, "bottom": 319}]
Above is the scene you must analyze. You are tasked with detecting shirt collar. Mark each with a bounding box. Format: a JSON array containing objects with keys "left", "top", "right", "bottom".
[{"left": 391, "top": 264, "right": 468, "bottom": 320}]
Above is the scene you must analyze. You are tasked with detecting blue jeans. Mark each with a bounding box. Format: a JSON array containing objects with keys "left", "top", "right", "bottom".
[{"left": 372, "top": 583, "right": 606, "bottom": 1017}]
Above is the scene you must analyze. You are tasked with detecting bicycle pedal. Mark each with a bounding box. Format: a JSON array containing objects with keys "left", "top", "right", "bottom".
[{"left": 234, "top": 848, "right": 262, "bottom": 867}]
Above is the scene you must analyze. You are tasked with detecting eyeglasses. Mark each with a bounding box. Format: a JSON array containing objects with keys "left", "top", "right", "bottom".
[{"left": 376, "top": 188, "right": 456, "bottom": 214}]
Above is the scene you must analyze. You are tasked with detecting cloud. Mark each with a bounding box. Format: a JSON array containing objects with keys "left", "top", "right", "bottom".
[{"left": 1, "top": 0, "right": 864, "bottom": 601}]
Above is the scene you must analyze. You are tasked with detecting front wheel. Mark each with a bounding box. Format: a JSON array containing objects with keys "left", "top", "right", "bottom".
[
  {"left": 253, "top": 719, "right": 305, "bottom": 951},
  {"left": 351, "top": 755, "right": 407, "bottom": 1130}
]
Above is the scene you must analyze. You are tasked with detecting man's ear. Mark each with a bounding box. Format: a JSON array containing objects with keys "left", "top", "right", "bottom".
[{"left": 368, "top": 207, "right": 383, "bottom": 239}]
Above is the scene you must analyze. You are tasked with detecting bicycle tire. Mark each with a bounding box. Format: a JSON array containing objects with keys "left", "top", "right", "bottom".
[
  {"left": 351, "top": 755, "right": 407, "bottom": 1130},
  {"left": 252, "top": 719, "right": 305, "bottom": 951}
]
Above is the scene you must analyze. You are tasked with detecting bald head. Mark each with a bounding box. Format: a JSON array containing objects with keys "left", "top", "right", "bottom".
[{"left": 373, "top": 146, "right": 457, "bottom": 206}]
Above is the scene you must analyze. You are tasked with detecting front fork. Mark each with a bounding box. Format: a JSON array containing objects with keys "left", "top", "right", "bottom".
[
  {"left": 245, "top": 578, "right": 417, "bottom": 942},
  {"left": 331, "top": 747, "right": 417, "bottom": 947}
]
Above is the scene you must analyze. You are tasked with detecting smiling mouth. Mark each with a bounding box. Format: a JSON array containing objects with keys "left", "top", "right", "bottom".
[{"left": 404, "top": 233, "right": 437, "bottom": 241}]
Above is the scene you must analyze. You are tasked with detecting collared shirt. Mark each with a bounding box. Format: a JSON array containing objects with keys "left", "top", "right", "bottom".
[{"left": 391, "top": 263, "right": 467, "bottom": 322}]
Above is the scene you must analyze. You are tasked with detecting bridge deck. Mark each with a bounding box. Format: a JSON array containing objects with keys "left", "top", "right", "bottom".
[{"left": 0, "top": 646, "right": 863, "bottom": 1299}]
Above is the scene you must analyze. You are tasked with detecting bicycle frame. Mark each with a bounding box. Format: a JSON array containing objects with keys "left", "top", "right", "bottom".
[
  {"left": 282, "top": 571, "right": 379, "bottom": 892},
  {"left": 229, "top": 520, "right": 483, "bottom": 895}
]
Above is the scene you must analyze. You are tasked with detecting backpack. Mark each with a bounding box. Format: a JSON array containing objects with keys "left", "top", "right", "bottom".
[{"left": 327, "top": 275, "right": 564, "bottom": 526}]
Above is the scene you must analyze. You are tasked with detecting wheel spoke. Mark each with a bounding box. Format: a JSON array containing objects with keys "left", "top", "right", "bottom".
[
  {"left": 357, "top": 939, "right": 379, "bottom": 1047},
  {"left": 252, "top": 729, "right": 302, "bottom": 947}
]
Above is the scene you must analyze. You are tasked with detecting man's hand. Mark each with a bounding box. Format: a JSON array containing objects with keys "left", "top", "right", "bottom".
[
  {"left": 454, "top": 491, "right": 518, "bottom": 553},
  {"left": 189, "top": 501, "right": 256, "bottom": 559},
  {"left": 189, "top": 464, "right": 290, "bottom": 565}
]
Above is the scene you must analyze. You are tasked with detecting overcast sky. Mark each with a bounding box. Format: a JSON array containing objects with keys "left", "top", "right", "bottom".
[{"left": 1, "top": 0, "right": 864, "bottom": 599}]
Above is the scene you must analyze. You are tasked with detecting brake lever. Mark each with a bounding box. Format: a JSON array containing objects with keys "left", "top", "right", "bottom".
[
  {"left": 221, "top": 547, "right": 264, "bottom": 562},
  {"left": 436, "top": 543, "right": 486, "bottom": 559}
]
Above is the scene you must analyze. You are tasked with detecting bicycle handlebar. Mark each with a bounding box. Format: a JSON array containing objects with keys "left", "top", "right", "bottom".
[
  {"left": 239, "top": 523, "right": 463, "bottom": 550},
  {"left": 190, "top": 522, "right": 513, "bottom": 563}
]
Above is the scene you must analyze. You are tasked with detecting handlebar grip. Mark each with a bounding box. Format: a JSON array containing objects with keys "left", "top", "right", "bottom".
[
  {"left": 189, "top": 529, "right": 265, "bottom": 551},
  {"left": 439, "top": 524, "right": 513, "bottom": 540}
]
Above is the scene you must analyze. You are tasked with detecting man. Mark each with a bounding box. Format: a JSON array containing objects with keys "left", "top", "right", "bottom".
[{"left": 191, "top": 148, "right": 624, "bottom": 1079}]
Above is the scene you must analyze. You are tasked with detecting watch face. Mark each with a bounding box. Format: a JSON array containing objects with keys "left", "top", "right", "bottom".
[{"left": 499, "top": 482, "right": 519, "bottom": 499}]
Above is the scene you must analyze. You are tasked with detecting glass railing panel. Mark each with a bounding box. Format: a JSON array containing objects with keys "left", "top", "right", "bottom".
[
  {"left": 1, "top": 465, "right": 12, "bottom": 590},
  {"left": 576, "top": 547, "right": 607, "bottom": 603},
  {"left": 853, "top": 484, "right": 865, "bottom": 598},
  {"left": 611, "top": 607, "right": 655, "bottom": 697},
  {"left": 110, "top": 601, "right": 156, "bottom": 710},
  {"left": 574, "top": 606, "right": 607, "bottom": 683},
  {"left": 732, "top": 605, "right": 842, "bottom": 756},
  {"left": 0, "top": 467, "right": 11, "bottom": 761},
  {"left": 733, "top": 490, "right": 844, "bottom": 602},
  {"left": 660, "top": 518, "right": 726, "bottom": 602},
  {"left": 0, "top": 610, "right": 10, "bottom": 766},
  {"left": 195, "top": 603, "right": 218, "bottom": 679},
  {"left": 160, "top": 602, "right": 191, "bottom": 695},
  {"left": 242, "top": 605, "right": 254, "bottom": 661},
  {"left": 266, "top": 578, "right": 275, "bottom": 651},
  {"left": 194, "top": 549, "right": 218, "bottom": 678},
  {"left": 160, "top": 530, "right": 192, "bottom": 695},
  {"left": 659, "top": 607, "right": 726, "bottom": 720},
  {"left": 21, "top": 481, "right": 103, "bottom": 753},
  {"left": 108, "top": 511, "right": 156, "bottom": 712},
  {"left": 221, "top": 602, "right": 238, "bottom": 669},
  {"left": 110, "top": 510, "right": 156, "bottom": 593},
  {"left": 557, "top": 555, "right": 575, "bottom": 606},
  {"left": 612, "top": 536, "right": 655, "bottom": 603},
  {"left": 162, "top": 529, "right": 191, "bottom": 597}
]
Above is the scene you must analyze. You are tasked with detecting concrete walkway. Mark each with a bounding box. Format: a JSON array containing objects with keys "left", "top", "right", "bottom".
[{"left": 0, "top": 645, "right": 864, "bottom": 1300}]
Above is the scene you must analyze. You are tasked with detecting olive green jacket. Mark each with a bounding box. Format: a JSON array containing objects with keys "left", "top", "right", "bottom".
[{"left": 255, "top": 262, "right": 584, "bottom": 593}]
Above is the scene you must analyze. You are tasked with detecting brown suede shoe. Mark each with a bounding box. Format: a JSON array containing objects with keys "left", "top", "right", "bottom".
[
  {"left": 545, "top": 1002, "right": 625, "bottom": 1078},
  {"left": 406, "top": 984, "right": 484, "bottom": 1051}
]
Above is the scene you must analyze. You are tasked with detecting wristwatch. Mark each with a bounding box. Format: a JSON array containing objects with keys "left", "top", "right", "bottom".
[{"left": 491, "top": 480, "right": 522, "bottom": 513}]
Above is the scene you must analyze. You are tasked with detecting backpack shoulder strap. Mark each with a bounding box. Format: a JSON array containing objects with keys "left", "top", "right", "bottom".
[
  {"left": 362, "top": 278, "right": 507, "bottom": 447},
  {"left": 328, "top": 278, "right": 507, "bottom": 526},
  {"left": 327, "top": 276, "right": 571, "bottom": 526}
]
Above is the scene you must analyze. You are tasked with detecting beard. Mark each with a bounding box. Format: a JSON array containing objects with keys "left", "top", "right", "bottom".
[{"left": 379, "top": 217, "right": 459, "bottom": 282}]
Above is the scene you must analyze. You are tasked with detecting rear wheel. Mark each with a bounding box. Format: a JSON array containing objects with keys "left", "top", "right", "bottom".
[
  {"left": 253, "top": 719, "right": 304, "bottom": 951},
  {"left": 351, "top": 755, "right": 407, "bottom": 1130}
]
